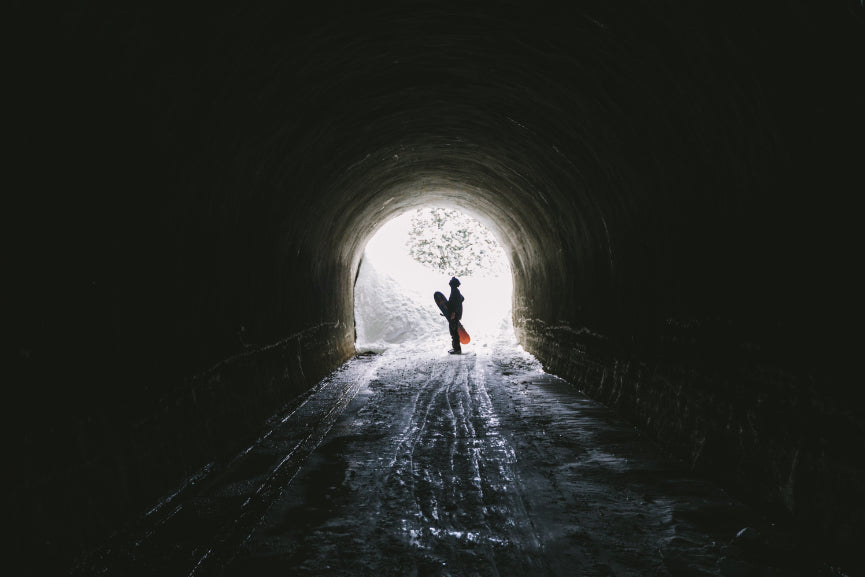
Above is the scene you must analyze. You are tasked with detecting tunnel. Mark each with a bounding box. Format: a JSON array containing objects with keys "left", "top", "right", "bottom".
[{"left": 9, "top": 1, "right": 864, "bottom": 574}]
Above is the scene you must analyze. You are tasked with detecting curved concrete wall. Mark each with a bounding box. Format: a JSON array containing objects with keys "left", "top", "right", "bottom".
[{"left": 9, "top": 1, "right": 863, "bottom": 571}]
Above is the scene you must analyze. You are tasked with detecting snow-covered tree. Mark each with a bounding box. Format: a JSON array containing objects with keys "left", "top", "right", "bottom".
[{"left": 406, "top": 208, "right": 507, "bottom": 277}]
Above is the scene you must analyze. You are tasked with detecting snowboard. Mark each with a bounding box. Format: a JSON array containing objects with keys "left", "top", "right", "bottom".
[{"left": 434, "top": 291, "right": 470, "bottom": 345}]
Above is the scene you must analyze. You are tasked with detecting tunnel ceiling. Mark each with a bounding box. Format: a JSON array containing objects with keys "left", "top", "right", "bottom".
[
  {"left": 9, "top": 0, "right": 864, "bottom": 446},
  {"left": 167, "top": 1, "right": 855, "bottom": 352},
  {"left": 217, "top": 4, "right": 639, "bottom": 301},
  {"left": 13, "top": 0, "right": 860, "bottom": 383}
]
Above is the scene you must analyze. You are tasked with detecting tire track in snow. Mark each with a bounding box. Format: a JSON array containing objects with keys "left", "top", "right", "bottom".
[
  {"left": 227, "top": 335, "right": 823, "bottom": 576},
  {"left": 377, "top": 348, "right": 546, "bottom": 574}
]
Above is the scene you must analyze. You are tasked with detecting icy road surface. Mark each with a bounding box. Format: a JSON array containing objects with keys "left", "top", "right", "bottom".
[{"left": 76, "top": 332, "right": 837, "bottom": 576}]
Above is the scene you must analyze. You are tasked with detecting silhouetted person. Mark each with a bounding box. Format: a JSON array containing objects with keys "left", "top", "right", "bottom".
[{"left": 447, "top": 276, "right": 464, "bottom": 354}]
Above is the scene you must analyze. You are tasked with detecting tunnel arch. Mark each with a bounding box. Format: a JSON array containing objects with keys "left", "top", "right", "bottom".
[
  {"left": 302, "top": 162, "right": 613, "bottom": 354},
  {"left": 10, "top": 2, "right": 864, "bottom": 571}
]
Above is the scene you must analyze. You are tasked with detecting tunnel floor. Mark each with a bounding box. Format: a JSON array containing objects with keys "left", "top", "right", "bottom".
[{"left": 76, "top": 331, "right": 833, "bottom": 576}]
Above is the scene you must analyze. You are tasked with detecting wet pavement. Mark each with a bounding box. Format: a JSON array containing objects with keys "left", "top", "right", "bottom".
[{"left": 74, "top": 332, "right": 845, "bottom": 576}]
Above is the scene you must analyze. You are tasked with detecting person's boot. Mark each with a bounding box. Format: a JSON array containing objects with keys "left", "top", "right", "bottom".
[{"left": 448, "top": 348, "right": 462, "bottom": 354}]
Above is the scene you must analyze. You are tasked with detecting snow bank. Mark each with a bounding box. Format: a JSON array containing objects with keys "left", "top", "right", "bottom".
[{"left": 354, "top": 257, "right": 443, "bottom": 349}]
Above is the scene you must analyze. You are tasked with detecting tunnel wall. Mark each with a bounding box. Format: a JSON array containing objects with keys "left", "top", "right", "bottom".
[
  {"left": 8, "top": 1, "right": 864, "bottom": 573},
  {"left": 507, "top": 1, "right": 865, "bottom": 561},
  {"left": 517, "top": 325, "right": 864, "bottom": 560}
]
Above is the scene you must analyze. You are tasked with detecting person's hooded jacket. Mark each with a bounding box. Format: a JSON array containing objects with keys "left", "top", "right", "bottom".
[{"left": 447, "top": 277, "right": 464, "bottom": 321}]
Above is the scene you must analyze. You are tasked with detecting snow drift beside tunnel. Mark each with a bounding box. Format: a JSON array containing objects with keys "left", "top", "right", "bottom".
[{"left": 354, "top": 258, "right": 443, "bottom": 349}]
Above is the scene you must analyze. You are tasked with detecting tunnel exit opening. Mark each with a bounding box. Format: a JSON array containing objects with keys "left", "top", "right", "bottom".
[{"left": 354, "top": 207, "right": 513, "bottom": 353}]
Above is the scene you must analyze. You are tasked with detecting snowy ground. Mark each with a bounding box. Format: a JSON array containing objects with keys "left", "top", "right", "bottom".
[
  {"left": 222, "top": 332, "right": 828, "bottom": 577},
  {"left": 76, "top": 327, "right": 840, "bottom": 576}
]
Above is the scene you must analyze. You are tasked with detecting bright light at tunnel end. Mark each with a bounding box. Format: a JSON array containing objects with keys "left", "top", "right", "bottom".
[{"left": 354, "top": 207, "right": 513, "bottom": 351}]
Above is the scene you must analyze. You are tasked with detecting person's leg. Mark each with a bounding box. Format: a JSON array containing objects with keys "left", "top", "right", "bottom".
[{"left": 448, "top": 319, "right": 461, "bottom": 353}]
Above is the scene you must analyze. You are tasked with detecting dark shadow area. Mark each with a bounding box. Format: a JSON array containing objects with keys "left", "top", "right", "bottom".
[{"left": 7, "top": 1, "right": 864, "bottom": 574}]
